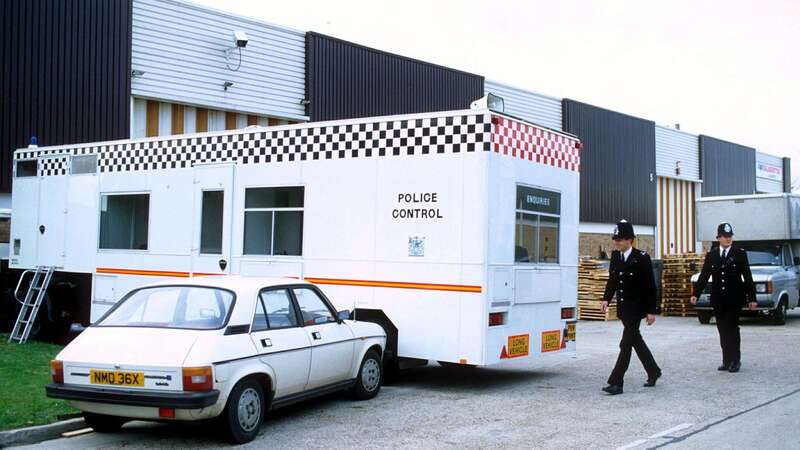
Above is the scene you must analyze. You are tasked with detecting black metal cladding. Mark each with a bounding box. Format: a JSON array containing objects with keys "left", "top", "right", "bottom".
[
  {"left": 699, "top": 136, "right": 756, "bottom": 196},
  {"left": 783, "top": 157, "right": 792, "bottom": 193},
  {"left": 0, "top": 0, "right": 132, "bottom": 192},
  {"left": 305, "top": 32, "right": 484, "bottom": 121},
  {"left": 562, "top": 99, "right": 657, "bottom": 226}
]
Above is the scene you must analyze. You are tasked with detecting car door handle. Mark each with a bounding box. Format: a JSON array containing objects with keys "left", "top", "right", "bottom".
[
  {"left": 312, "top": 332, "right": 321, "bottom": 340},
  {"left": 260, "top": 338, "right": 272, "bottom": 348}
]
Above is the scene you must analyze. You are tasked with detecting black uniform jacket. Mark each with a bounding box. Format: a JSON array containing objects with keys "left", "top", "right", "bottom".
[
  {"left": 603, "top": 248, "right": 658, "bottom": 319},
  {"left": 693, "top": 246, "right": 756, "bottom": 309}
]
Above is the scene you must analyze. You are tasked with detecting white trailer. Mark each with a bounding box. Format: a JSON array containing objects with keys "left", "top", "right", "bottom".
[{"left": 10, "top": 108, "right": 581, "bottom": 367}]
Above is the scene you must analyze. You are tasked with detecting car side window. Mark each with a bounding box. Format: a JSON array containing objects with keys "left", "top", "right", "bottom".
[
  {"left": 292, "top": 288, "right": 336, "bottom": 325},
  {"left": 252, "top": 297, "right": 269, "bottom": 332},
  {"left": 260, "top": 289, "right": 299, "bottom": 329}
]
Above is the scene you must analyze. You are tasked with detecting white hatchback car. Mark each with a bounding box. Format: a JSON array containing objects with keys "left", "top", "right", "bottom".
[{"left": 46, "top": 276, "right": 386, "bottom": 444}]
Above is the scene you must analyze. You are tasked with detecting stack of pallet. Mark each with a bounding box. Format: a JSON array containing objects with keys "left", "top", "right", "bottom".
[
  {"left": 577, "top": 258, "right": 617, "bottom": 321},
  {"left": 661, "top": 253, "right": 704, "bottom": 316}
]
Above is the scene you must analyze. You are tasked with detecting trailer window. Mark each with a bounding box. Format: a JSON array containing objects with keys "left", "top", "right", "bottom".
[
  {"left": 515, "top": 186, "right": 560, "bottom": 264},
  {"left": 243, "top": 187, "right": 304, "bottom": 256},
  {"left": 15, "top": 160, "right": 37, "bottom": 177},
  {"left": 99, "top": 194, "right": 150, "bottom": 250},
  {"left": 200, "top": 191, "right": 223, "bottom": 254},
  {"left": 70, "top": 155, "right": 98, "bottom": 175}
]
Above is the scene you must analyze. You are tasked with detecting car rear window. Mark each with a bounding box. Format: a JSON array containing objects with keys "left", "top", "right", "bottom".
[{"left": 97, "top": 286, "right": 235, "bottom": 330}]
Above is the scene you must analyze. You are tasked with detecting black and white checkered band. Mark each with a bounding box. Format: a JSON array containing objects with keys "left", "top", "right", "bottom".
[{"left": 14, "top": 113, "right": 492, "bottom": 176}]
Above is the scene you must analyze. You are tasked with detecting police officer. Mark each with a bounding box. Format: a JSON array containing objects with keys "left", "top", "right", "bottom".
[
  {"left": 600, "top": 220, "right": 661, "bottom": 395},
  {"left": 691, "top": 222, "right": 756, "bottom": 372}
]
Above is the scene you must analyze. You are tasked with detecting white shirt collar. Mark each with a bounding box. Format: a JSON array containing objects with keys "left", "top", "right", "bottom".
[
  {"left": 720, "top": 245, "right": 731, "bottom": 257},
  {"left": 622, "top": 247, "right": 633, "bottom": 261}
]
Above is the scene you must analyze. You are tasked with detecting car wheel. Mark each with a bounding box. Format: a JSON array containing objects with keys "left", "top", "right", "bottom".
[
  {"left": 220, "top": 378, "right": 265, "bottom": 444},
  {"left": 82, "top": 412, "right": 126, "bottom": 432},
  {"left": 771, "top": 299, "right": 787, "bottom": 326},
  {"left": 697, "top": 311, "right": 712, "bottom": 324},
  {"left": 351, "top": 349, "right": 382, "bottom": 400}
]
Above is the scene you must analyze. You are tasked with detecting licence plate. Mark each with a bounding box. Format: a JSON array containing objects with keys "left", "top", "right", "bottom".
[
  {"left": 90, "top": 369, "right": 145, "bottom": 387},
  {"left": 566, "top": 323, "right": 576, "bottom": 341},
  {"left": 507, "top": 334, "right": 530, "bottom": 358},
  {"left": 541, "top": 330, "right": 561, "bottom": 352}
]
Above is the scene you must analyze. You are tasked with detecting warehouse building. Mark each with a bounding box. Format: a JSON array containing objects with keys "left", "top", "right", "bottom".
[{"left": 1, "top": 0, "right": 793, "bottom": 265}]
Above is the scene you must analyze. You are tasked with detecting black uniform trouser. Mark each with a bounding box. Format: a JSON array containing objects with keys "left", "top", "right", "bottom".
[
  {"left": 714, "top": 307, "right": 741, "bottom": 365},
  {"left": 607, "top": 316, "right": 661, "bottom": 386}
]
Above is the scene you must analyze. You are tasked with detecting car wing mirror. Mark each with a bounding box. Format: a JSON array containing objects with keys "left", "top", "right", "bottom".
[{"left": 337, "top": 310, "right": 351, "bottom": 321}]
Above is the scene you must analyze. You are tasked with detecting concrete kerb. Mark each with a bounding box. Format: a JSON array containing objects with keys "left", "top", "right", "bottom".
[{"left": 0, "top": 418, "right": 87, "bottom": 448}]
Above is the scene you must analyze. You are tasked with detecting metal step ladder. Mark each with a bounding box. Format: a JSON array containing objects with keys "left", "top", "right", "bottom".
[{"left": 9, "top": 266, "right": 55, "bottom": 344}]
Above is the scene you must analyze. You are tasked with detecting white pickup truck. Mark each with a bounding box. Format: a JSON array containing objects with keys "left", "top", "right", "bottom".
[{"left": 692, "top": 194, "right": 800, "bottom": 325}]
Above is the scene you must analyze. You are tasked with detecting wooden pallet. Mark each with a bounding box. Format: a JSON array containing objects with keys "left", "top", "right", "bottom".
[
  {"left": 577, "top": 258, "right": 616, "bottom": 321},
  {"left": 578, "top": 300, "right": 618, "bottom": 321},
  {"left": 660, "top": 252, "right": 703, "bottom": 316}
]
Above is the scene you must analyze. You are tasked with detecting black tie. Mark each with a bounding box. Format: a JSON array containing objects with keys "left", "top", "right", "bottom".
[{"left": 722, "top": 248, "right": 727, "bottom": 259}]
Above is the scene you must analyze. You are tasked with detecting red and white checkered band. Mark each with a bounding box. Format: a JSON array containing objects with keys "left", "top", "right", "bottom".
[{"left": 491, "top": 115, "right": 581, "bottom": 172}]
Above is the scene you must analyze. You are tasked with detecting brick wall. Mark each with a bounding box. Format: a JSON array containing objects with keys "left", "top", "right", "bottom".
[{"left": 579, "top": 233, "right": 655, "bottom": 259}]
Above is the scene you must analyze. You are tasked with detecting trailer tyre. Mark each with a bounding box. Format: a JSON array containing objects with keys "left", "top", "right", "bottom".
[
  {"left": 351, "top": 350, "right": 382, "bottom": 400},
  {"left": 697, "top": 311, "right": 712, "bottom": 324},
  {"left": 83, "top": 412, "right": 127, "bottom": 432},
  {"left": 770, "top": 298, "right": 787, "bottom": 326}
]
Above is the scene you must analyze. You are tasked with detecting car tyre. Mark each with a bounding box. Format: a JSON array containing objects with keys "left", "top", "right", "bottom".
[
  {"left": 220, "top": 378, "right": 265, "bottom": 444},
  {"left": 82, "top": 412, "right": 127, "bottom": 432},
  {"left": 771, "top": 299, "right": 787, "bottom": 326},
  {"left": 351, "top": 349, "right": 382, "bottom": 400},
  {"left": 697, "top": 311, "right": 712, "bottom": 324}
]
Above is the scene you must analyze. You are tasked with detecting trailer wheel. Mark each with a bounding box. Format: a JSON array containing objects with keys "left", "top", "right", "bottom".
[
  {"left": 438, "top": 361, "right": 477, "bottom": 370},
  {"left": 770, "top": 298, "right": 787, "bottom": 326},
  {"left": 697, "top": 311, "right": 712, "bottom": 324}
]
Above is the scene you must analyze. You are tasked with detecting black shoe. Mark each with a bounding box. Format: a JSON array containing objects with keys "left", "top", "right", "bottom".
[
  {"left": 644, "top": 372, "right": 661, "bottom": 387},
  {"left": 728, "top": 361, "right": 741, "bottom": 373},
  {"left": 602, "top": 385, "right": 623, "bottom": 395},
  {"left": 718, "top": 363, "right": 730, "bottom": 371}
]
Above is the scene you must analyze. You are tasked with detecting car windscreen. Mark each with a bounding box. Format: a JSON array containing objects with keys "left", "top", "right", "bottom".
[
  {"left": 743, "top": 245, "right": 782, "bottom": 266},
  {"left": 97, "top": 286, "right": 235, "bottom": 330}
]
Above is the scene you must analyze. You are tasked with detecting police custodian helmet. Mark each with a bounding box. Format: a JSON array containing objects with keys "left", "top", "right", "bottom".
[
  {"left": 717, "top": 222, "right": 734, "bottom": 238},
  {"left": 612, "top": 219, "right": 636, "bottom": 241}
]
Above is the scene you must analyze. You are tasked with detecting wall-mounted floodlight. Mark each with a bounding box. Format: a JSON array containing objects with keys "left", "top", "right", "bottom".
[
  {"left": 470, "top": 93, "right": 504, "bottom": 113},
  {"left": 131, "top": 69, "right": 145, "bottom": 78},
  {"left": 223, "top": 81, "right": 234, "bottom": 91},
  {"left": 225, "top": 30, "right": 249, "bottom": 71}
]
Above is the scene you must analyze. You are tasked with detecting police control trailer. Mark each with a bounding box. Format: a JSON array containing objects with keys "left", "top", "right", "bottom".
[{"left": 10, "top": 107, "right": 581, "bottom": 367}]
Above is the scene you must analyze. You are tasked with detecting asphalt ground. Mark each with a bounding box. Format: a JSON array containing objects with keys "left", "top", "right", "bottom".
[{"left": 13, "top": 311, "right": 800, "bottom": 449}]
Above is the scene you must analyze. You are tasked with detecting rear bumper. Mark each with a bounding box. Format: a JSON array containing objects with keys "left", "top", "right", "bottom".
[{"left": 45, "top": 383, "right": 219, "bottom": 409}]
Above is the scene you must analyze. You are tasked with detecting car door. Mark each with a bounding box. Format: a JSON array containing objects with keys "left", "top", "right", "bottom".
[
  {"left": 249, "top": 288, "right": 311, "bottom": 398},
  {"left": 292, "top": 286, "right": 355, "bottom": 389}
]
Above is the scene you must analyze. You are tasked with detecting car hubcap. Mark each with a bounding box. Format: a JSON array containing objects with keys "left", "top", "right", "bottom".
[
  {"left": 361, "top": 358, "right": 381, "bottom": 392},
  {"left": 237, "top": 388, "right": 261, "bottom": 432}
]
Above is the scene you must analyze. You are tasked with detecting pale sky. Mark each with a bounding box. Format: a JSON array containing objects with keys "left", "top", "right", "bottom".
[{"left": 193, "top": 0, "right": 800, "bottom": 184}]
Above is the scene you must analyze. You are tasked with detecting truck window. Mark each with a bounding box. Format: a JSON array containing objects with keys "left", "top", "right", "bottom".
[
  {"left": 99, "top": 194, "right": 150, "bottom": 250},
  {"left": 515, "top": 186, "right": 560, "bottom": 264},
  {"left": 243, "top": 187, "right": 304, "bottom": 256},
  {"left": 742, "top": 244, "right": 782, "bottom": 266}
]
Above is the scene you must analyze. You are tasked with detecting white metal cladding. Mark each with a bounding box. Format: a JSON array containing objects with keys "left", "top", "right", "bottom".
[
  {"left": 131, "top": 0, "right": 308, "bottom": 121},
  {"left": 655, "top": 125, "right": 700, "bottom": 182},
  {"left": 484, "top": 80, "right": 562, "bottom": 131},
  {"left": 656, "top": 176, "right": 700, "bottom": 258},
  {"left": 756, "top": 151, "right": 784, "bottom": 193}
]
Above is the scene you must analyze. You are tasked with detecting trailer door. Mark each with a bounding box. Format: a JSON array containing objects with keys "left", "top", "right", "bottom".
[
  {"left": 37, "top": 159, "right": 69, "bottom": 267},
  {"left": 191, "top": 164, "right": 234, "bottom": 274}
]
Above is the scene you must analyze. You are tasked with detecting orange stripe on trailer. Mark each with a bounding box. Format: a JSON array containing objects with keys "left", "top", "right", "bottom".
[
  {"left": 95, "top": 268, "right": 221, "bottom": 277},
  {"left": 303, "top": 277, "right": 482, "bottom": 293}
]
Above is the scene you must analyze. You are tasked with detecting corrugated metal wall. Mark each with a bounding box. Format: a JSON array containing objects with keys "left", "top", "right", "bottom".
[
  {"left": 484, "top": 80, "right": 562, "bottom": 131},
  {"left": 305, "top": 33, "right": 484, "bottom": 121},
  {"left": 755, "top": 151, "right": 785, "bottom": 193},
  {"left": 562, "top": 99, "right": 657, "bottom": 225},
  {"left": 699, "top": 135, "right": 756, "bottom": 197},
  {"left": 0, "top": 0, "right": 132, "bottom": 192},
  {"left": 657, "top": 177, "right": 698, "bottom": 258},
  {"left": 131, "top": 0, "right": 307, "bottom": 121},
  {"left": 655, "top": 125, "right": 700, "bottom": 182}
]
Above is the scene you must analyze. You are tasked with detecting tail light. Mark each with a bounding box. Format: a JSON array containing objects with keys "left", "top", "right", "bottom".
[
  {"left": 50, "top": 360, "right": 64, "bottom": 384},
  {"left": 488, "top": 312, "right": 506, "bottom": 326},
  {"left": 182, "top": 366, "right": 213, "bottom": 391},
  {"left": 159, "top": 408, "right": 176, "bottom": 419},
  {"left": 561, "top": 308, "right": 576, "bottom": 320}
]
